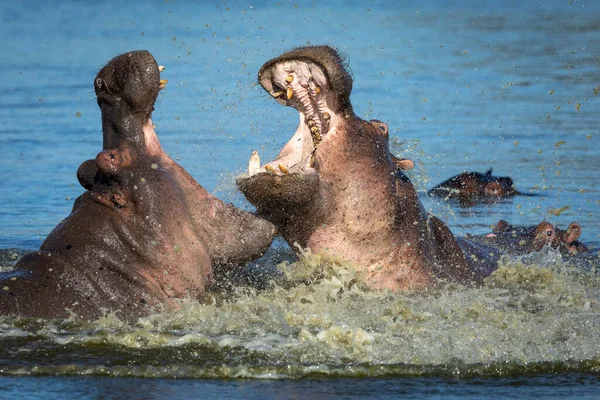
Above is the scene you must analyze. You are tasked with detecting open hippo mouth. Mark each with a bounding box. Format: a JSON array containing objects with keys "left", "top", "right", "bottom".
[{"left": 237, "top": 46, "right": 353, "bottom": 205}]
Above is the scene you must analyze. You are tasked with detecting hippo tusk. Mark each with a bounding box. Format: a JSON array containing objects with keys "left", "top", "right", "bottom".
[{"left": 248, "top": 151, "right": 261, "bottom": 176}]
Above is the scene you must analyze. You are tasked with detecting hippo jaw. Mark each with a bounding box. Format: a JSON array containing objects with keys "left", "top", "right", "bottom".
[
  {"left": 248, "top": 46, "right": 353, "bottom": 175},
  {"left": 78, "top": 51, "right": 170, "bottom": 209},
  {"left": 260, "top": 60, "right": 336, "bottom": 169},
  {"left": 94, "top": 50, "right": 168, "bottom": 151},
  {"left": 237, "top": 47, "right": 354, "bottom": 208}
]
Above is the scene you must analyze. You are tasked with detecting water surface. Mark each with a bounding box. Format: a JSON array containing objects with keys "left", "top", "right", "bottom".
[{"left": 0, "top": 0, "right": 599, "bottom": 398}]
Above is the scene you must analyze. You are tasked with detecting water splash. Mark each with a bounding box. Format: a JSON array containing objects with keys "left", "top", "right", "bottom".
[{"left": 1, "top": 248, "right": 599, "bottom": 379}]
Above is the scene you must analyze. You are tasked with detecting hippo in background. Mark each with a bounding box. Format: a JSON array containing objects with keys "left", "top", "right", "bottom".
[
  {"left": 237, "top": 45, "right": 497, "bottom": 291},
  {"left": 0, "top": 51, "right": 276, "bottom": 322},
  {"left": 428, "top": 169, "right": 530, "bottom": 205},
  {"left": 467, "top": 219, "right": 589, "bottom": 256}
]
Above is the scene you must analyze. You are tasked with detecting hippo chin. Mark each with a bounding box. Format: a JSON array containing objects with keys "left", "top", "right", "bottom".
[
  {"left": 237, "top": 45, "right": 487, "bottom": 291},
  {"left": 0, "top": 50, "right": 276, "bottom": 322}
]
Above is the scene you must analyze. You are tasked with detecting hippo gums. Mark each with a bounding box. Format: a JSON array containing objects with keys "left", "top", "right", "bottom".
[
  {"left": 428, "top": 169, "right": 526, "bottom": 204},
  {"left": 0, "top": 51, "right": 276, "bottom": 322},
  {"left": 237, "top": 46, "right": 488, "bottom": 291}
]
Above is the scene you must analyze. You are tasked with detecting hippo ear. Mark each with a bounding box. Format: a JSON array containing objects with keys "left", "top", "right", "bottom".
[
  {"left": 493, "top": 220, "right": 510, "bottom": 232},
  {"left": 564, "top": 222, "right": 582, "bottom": 244},
  {"left": 394, "top": 157, "right": 414, "bottom": 171},
  {"left": 486, "top": 168, "right": 493, "bottom": 175},
  {"left": 77, "top": 159, "right": 99, "bottom": 191}
]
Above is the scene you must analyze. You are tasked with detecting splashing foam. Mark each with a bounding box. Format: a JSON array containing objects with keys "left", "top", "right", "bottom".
[{"left": 1, "top": 248, "right": 599, "bottom": 378}]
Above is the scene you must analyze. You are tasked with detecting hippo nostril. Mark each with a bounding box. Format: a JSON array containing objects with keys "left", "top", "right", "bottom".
[{"left": 110, "top": 153, "right": 115, "bottom": 160}]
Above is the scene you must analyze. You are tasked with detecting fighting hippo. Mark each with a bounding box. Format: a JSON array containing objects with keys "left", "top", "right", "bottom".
[
  {"left": 469, "top": 220, "right": 588, "bottom": 256},
  {"left": 0, "top": 50, "right": 276, "bottom": 322},
  {"left": 428, "top": 169, "right": 526, "bottom": 204},
  {"left": 237, "top": 45, "right": 492, "bottom": 291}
]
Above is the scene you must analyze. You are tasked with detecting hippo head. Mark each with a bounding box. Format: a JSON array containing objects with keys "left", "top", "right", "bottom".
[
  {"left": 237, "top": 46, "right": 360, "bottom": 209},
  {"left": 490, "top": 220, "right": 556, "bottom": 253},
  {"left": 94, "top": 50, "right": 165, "bottom": 149}
]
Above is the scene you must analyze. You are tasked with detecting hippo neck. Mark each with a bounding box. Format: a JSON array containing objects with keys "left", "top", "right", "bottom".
[
  {"left": 100, "top": 101, "right": 151, "bottom": 150},
  {"left": 101, "top": 105, "right": 164, "bottom": 157}
]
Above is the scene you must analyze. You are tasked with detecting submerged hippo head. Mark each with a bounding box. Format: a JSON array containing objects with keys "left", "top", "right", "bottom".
[
  {"left": 479, "top": 219, "right": 588, "bottom": 256},
  {"left": 1, "top": 50, "right": 276, "bottom": 322},
  {"left": 489, "top": 220, "right": 556, "bottom": 254},
  {"left": 429, "top": 169, "right": 525, "bottom": 205},
  {"left": 237, "top": 46, "right": 483, "bottom": 291}
]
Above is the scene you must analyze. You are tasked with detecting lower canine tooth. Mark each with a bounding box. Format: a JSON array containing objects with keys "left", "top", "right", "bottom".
[
  {"left": 286, "top": 75, "right": 294, "bottom": 83},
  {"left": 248, "top": 151, "right": 260, "bottom": 176},
  {"left": 287, "top": 87, "right": 294, "bottom": 100}
]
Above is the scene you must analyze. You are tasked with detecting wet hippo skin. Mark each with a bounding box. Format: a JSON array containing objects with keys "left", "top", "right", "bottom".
[
  {"left": 0, "top": 50, "right": 276, "bottom": 322},
  {"left": 428, "top": 169, "right": 528, "bottom": 205},
  {"left": 237, "top": 46, "right": 492, "bottom": 291},
  {"left": 468, "top": 220, "right": 589, "bottom": 256}
]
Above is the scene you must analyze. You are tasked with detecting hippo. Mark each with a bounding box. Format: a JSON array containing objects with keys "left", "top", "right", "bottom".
[
  {"left": 236, "top": 45, "right": 492, "bottom": 291},
  {"left": 0, "top": 50, "right": 276, "bottom": 322},
  {"left": 467, "top": 220, "right": 588, "bottom": 256},
  {"left": 428, "top": 169, "right": 526, "bottom": 205}
]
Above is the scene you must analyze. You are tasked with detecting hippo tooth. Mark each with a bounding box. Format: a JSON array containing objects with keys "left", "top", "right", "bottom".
[
  {"left": 315, "top": 86, "right": 321, "bottom": 94},
  {"left": 323, "top": 112, "right": 330, "bottom": 120},
  {"left": 287, "top": 87, "right": 294, "bottom": 100},
  {"left": 272, "top": 91, "right": 284, "bottom": 98},
  {"left": 158, "top": 65, "right": 165, "bottom": 72},
  {"left": 159, "top": 79, "right": 169, "bottom": 86},
  {"left": 286, "top": 74, "right": 294, "bottom": 83},
  {"left": 248, "top": 150, "right": 261, "bottom": 176},
  {"left": 278, "top": 164, "right": 289, "bottom": 174},
  {"left": 264, "top": 164, "right": 276, "bottom": 173}
]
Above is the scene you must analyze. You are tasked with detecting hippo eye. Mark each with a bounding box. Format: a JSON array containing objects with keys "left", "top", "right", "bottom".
[{"left": 545, "top": 228, "right": 553, "bottom": 237}]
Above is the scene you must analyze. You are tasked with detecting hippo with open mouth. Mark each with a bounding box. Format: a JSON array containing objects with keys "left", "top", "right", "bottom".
[
  {"left": 237, "top": 46, "right": 488, "bottom": 290},
  {"left": 0, "top": 50, "right": 276, "bottom": 322}
]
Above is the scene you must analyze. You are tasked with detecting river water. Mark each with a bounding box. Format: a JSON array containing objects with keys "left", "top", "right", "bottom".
[{"left": 0, "top": 0, "right": 599, "bottom": 398}]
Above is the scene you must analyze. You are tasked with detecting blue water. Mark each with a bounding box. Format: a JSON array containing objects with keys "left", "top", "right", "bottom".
[{"left": 1, "top": 0, "right": 599, "bottom": 397}]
